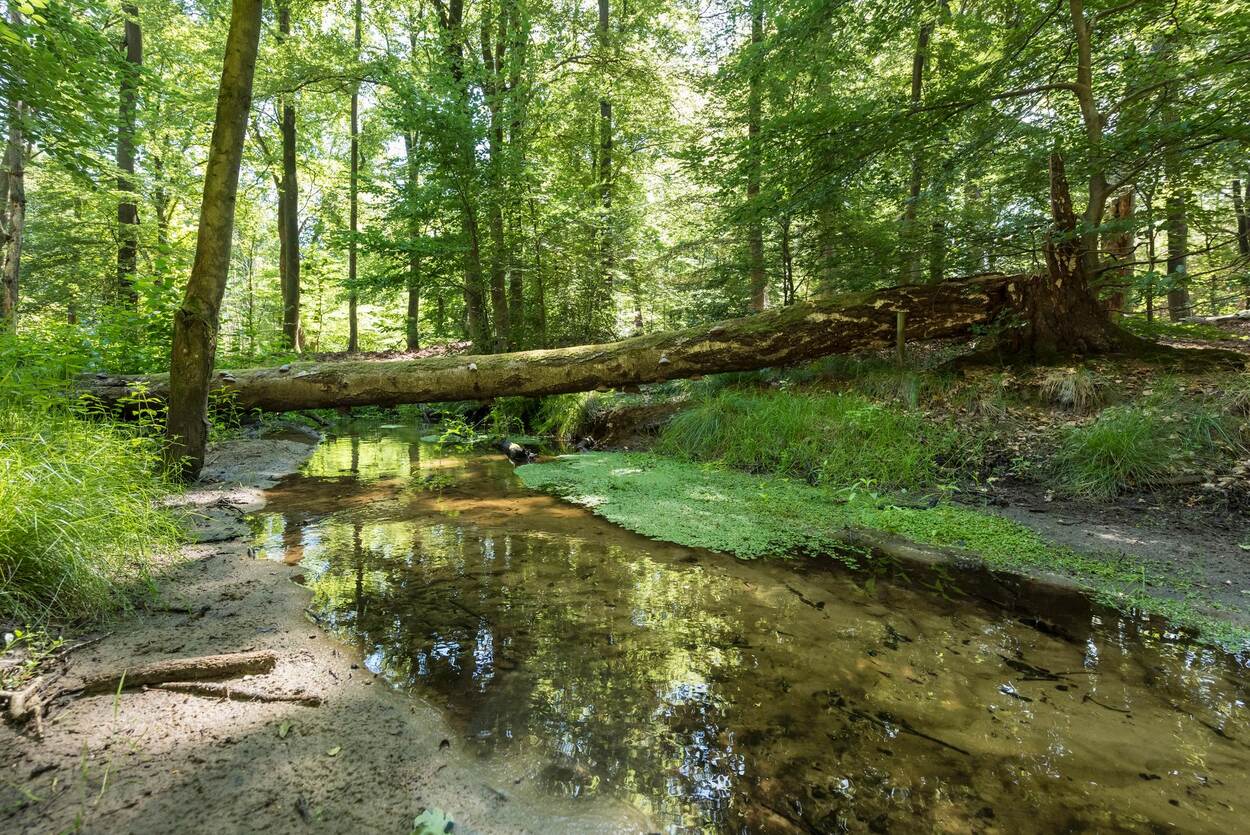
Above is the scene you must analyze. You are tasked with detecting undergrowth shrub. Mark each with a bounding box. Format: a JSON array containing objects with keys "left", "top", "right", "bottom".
[
  {"left": 1039, "top": 367, "right": 1103, "bottom": 412},
  {"left": 658, "top": 390, "right": 958, "bottom": 490}
]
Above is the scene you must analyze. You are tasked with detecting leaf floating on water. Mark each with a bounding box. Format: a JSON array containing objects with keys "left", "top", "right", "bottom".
[
  {"left": 277, "top": 721, "right": 291, "bottom": 739},
  {"left": 412, "top": 807, "right": 455, "bottom": 834},
  {"left": 326, "top": 745, "right": 341, "bottom": 757}
]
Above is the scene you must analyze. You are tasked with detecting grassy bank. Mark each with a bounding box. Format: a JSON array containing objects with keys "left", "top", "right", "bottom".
[{"left": 0, "top": 332, "right": 181, "bottom": 631}]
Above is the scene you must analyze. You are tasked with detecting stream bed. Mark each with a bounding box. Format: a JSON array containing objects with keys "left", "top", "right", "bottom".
[{"left": 252, "top": 424, "right": 1250, "bottom": 834}]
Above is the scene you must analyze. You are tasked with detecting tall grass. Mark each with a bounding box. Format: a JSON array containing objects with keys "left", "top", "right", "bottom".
[
  {"left": 657, "top": 390, "right": 957, "bottom": 490},
  {"left": 1, "top": 330, "right": 181, "bottom": 626},
  {"left": 1053, "top": 389, "right": 1248, "bottom": 497}
]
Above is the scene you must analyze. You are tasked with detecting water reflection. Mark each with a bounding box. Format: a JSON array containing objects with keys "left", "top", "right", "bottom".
[{"left": 255, "top": 425, "right": 1250, "bottom": 833}]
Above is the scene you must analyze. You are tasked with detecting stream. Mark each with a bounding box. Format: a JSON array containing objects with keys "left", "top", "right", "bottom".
[{"left": 252, "top": 423, "right": 1250, "bottom": 834}]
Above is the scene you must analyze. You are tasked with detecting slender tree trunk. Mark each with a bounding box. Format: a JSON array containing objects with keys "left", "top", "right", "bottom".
[
  {"left": 779, "top": 214, "right": 794, "bottom": 305},
  {"left": 900, "top": 15, "right": 933, "bottom": 285},
  {"left": 745, "top": 0, "right": 765, "bottom": 311},
  {"left": 164, "top": 0, "right": 263, "bottom": 477},
  {"left": 597, "top": 0, "right": 615, "bottom": 324},
  {"left": 117, "top": 3, "right": 142, "bottom": 305},
  {"left": 346, "top": 0, "right": 361, "bottom": 352},
  {"left": 403, "top": 130, "right": 420, "bottom": 351},
  {"left": 1, "top": 97, "right": 24, "bottom": 330},
  {"left": 530, "top": 197, "right": 546, "bottom": 346},
  {"left": 1233, "top": 178, "right": 1250, "bottom": 309},
  {"left": 434, "top": 0, "right": 488, "bottom": 350},
  {"left": 278, "top": 0, "right": 301, "bottom": 351},
  {"left": 481, "top": 3, "right": 510, "bottom": 351}
]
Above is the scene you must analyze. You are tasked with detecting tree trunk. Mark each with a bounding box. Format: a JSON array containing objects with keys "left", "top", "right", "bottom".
[
  {"left": 89, "top": 274, "right": 1019, "bottom": 412},
  {"left": 1233, "top": 178, "right": 1250, "bottom": 309},
  {"left": 1102, "top": 189, "right": 1133, "bottom": 317},
  {"left": 1, "top": 97, "right": 24, "bottom": 331},
  {"left": 597, "top": 0, "right": 615, "bottom": 324},
  {"left": 117, "top": 3, "right": 142, "bottom": 305},
  {"left": 1000, "top": 153, "right": 1124, "bottom": 358},
  {"left": 900, "top": 16, "right": 933, "bottom": 286},
  {"left": 1165, "top": 185, "right": 1189, "bottom": 320},
  {"left": 346, "top": 0, "right": 362, "bottom": 352},
  {"left": 278, "top": 0, "right": 301, "bottom": 351},
  {"left": 164, "top": 0, "right": 262, "bottom": 477},
  {"left": 745, "top": 0, "right": 765, "bottom": 312},
  {"left": 403, "top": 130, "right": 420, "bottom": 351}
]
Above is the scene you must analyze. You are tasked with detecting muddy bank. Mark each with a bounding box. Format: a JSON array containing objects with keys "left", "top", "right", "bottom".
[{"left": 0, "top": 430, "right": 646, "bottom": 834}]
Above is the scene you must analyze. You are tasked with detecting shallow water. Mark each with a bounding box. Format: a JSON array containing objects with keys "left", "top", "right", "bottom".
[{"left": 253, "top": 424, "right": 1250, "bottom": 834}]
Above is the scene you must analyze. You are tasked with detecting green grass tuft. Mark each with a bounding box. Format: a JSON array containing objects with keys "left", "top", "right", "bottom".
[
  {"left": 0, "top": 408, "right": 181, "bottom": 625},
  {"left": 657, "top": 390, "right": 959, "bottom": 490}
]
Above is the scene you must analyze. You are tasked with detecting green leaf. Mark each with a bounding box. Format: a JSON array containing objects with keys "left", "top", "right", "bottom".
[
  {"left": 277, "top": 721, "right": 291, "bottom": 739},
  {"left": 412, "top": 807, "right": 455, "bottom": 834},
  {"left": 326, "top": 745, "right": 341, "bottom": 757}
]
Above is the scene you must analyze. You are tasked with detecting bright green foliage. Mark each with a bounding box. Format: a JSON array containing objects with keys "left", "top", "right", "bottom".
[
  {"left": 0, "top": 332, "right": 180, "bottom": 625},
  {"left": 658, "top": 390, "right": 956, "bottom": 490},
  {"left": 0, "top": 408, "right": 180, "bottom": 624}
]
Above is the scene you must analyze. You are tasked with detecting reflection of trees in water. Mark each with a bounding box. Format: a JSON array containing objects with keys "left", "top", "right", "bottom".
[
  {"left": 306, "top": 513, "right": 750, "bottom": 827},
  {"left": 266, "top": 433, "right": 1250, "bottom": 834}
]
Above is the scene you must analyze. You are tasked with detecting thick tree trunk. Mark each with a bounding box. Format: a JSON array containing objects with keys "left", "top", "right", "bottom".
[
  {"left": 1234, "top": 178, "right": 1250, "bottom": 309},
  {"left": 164, "top": 0, "right": 262, "bottom": 477},
  {"left": 346, "top": 0, "right": 361, "bottom": 352},
  {"left": 278, "top": 0, "right": 301, "bottom": 351},
  {"left": 1165, "top": 185, "right": 1189, "bottom": 320},
  {"left": 117, "top": 3, "right": 142, "bottom": 305},
  {"left": 999, "top": 153, "right": 1125, "bottom": 358},
  {"left": 89, "top": 274, "right": 1018, "bottom": 412},
  {"left": 597, "top": 0, "right": 614, "bottom": 323},
  {"left": 745, "top": 0, "right": 765, "bottom": 312}
]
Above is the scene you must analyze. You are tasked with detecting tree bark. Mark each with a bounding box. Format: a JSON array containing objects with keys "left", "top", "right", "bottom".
[
  {"left": 482, "top": 2, "right": 510, "bottom": 351},
  {"left": 89, "top": 274, "right": 1020, "bottom": 412},
  {"left": 1233, "top": 178, "right": 1250, "bottom": 309},
  {"left": 164, "top": 0, "right": 262, "bottom": 477},
  {"left": 1102, "top": 189, "right": 1133, "bottom": 317},
  {"left": 117, "top": 3, "right": 142, "bottom": 305},
  {"left": 403, "top": 129, "right": 421, "bottom": 351},
  {"left": 278, "top": 0, "right": 301, "bottom": 351},
  {"left": 900, "top": 15, "right": 933, "bottom": 285},
  {"left": 597, "top": 0, "right": 615, "bottom": 324},
  {"left": 346, "top": 0, "right": 362, "bottom": 352},
  {"left": 1000, "top": 152, "right": 1124, "bottom": 358},
  {"left": 745, "top": 0, "right": 765, "bottom": 312},
  {"left": 1, "top": 98, "right": 24, "bottom": 331}
]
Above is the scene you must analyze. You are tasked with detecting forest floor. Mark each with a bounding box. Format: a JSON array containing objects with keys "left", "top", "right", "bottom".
[{"left": 0, "top": 432, "right": 645, "bottom": 834}]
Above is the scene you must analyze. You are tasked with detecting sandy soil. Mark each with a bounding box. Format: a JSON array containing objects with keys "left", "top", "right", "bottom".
[{"left": 0, "top": 431, "right": 647, "bottom": 834}]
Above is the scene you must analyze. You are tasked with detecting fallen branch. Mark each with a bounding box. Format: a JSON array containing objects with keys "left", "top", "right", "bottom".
[
  {"left": 151, "top": 681, "right": 321, "bottom": 706},
  {"left": 80, "top": 650, "right": 278, "bottom": 694}
]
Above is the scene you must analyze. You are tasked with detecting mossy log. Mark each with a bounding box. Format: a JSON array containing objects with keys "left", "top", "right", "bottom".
[{"left": 84, "top": 275, "right": 1016, "bottom": 413}]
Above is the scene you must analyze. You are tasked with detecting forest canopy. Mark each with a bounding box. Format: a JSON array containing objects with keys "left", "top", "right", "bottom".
[{"left": 3, "top": 0, "right": 1248, "bottom": 370}]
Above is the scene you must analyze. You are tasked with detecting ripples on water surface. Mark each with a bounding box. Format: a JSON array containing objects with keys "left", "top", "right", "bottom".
[{"left": 253, "top": 425, "right": 1250, "bottom": 833}]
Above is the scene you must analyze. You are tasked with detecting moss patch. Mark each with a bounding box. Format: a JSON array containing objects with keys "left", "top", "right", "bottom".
[{"left": 517, "top": 452, "right": 1250, "bottom": 649}]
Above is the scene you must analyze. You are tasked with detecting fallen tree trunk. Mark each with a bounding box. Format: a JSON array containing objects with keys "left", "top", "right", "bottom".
[{"left": 85, "top": 275, "right": 1016, "bottom": 413}]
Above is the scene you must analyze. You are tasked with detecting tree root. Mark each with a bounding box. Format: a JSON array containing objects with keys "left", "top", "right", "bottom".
[{"left": 151, "top": 681, "right": 321, "bottom": 706}]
